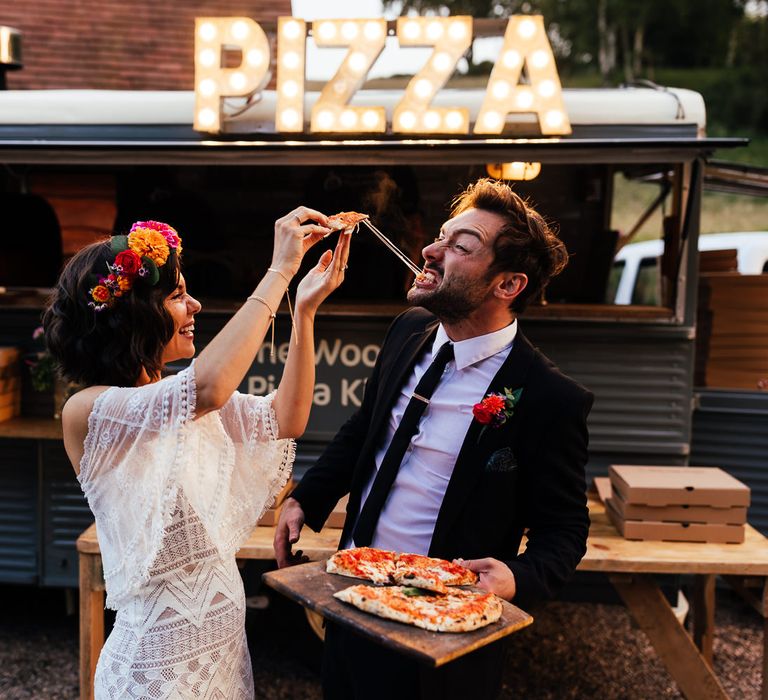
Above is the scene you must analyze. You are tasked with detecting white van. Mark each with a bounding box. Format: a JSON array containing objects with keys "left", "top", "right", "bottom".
[{"left": 610, "top": 232, "right": 768, "bottom": 305}]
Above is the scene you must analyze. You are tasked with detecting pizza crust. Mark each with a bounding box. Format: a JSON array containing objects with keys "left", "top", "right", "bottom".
[{"left": 334, "top": 584, "right": 503, "bottom": 633}]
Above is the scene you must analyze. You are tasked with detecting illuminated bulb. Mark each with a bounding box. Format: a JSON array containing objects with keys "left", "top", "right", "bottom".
[
  {"left": 492, "top": 80, "right": 510, "bottom": 99},
  {"left": 246, "top": 48, "right": 264, "bottom": 67},
  {"left": 448, "top": 20, "right": 467, "bottom": 40},
  {"left": 445, "top": 110, "right": 464, "bottom": 130},
  {"left": 340, "top": 109, "right": 358, "bottom": 128},
  {"left": 198, "top": 78, "right": 216, "bottom": 97},
  {"left": 432, "top": 52, "right": 452, "bottom": 72},
  {"left": 362, "top": 110, "right": 380, "bottom": 129},
  {"left": 348, "top": 51, "right": 367, "bottom": 74},
  {"left": 516, "top": 89, "right": 534, "bottom": 109},
  {"left": 426, "top": 21, "right": 444, "bottom": 40},
  {"left": 398, "top": 110, "right": 417, "bottom": 129},
  {"left": 197, "top": 108, "right": 216, "bottom": 127},
  {"left": 231, "top": 20, "right": 250, "bottom": 41},
  {"left": 229, "top": 71, "right": 247, "bottom": 91},
  {"left": 482, "top": 111, "right": 502, "bottom": 130},
  {"left": 333, "top": 80, "right": 347, "bottom": 95},
  {"left": 518, "top": 18, "right": 536, "bottom": 39},
  {"left": 198, "top": 22, "right": 216, "bottom": 42},
  {"left": 282, "top": 51, "right": 300, "bottom": 70},
  {"left": 364, "top": 21, "right": 382, "bottom": 41},
  {"left": 280, "top": 108, "right": 300, "bottom": 129},
  {"left": 503, "top": 50, "right": 521, "bottom": 69},
  {"left": 317, "top": 21, "right": 336, "bottom": 41},
  {"left": 282, "top": 20, "right": 302, "bottom": 40},
  {"left": 198, "top": 49, "right": 217, "bottom": 67},
  {"left": 531, "top": 50, "right": 549, "bottom": 69},
  {"left": 509, "top": 163, "right": 527, "bottom": 179},
  {"left": 317, "top": 110, "right": 335, "bottom": 130},
  {"left": 341, "top": 21, "right": 359, "bottom": 41},
  {"left": 414, "top": 78, "right": 433, "bottom": 99},
  {"left": 423, "top": 110, "right": 441, "bottom": 130},
  {"left": 538, "top": 79, "right": 556, "bottom": 98},
  {"left": 402, "top": 20, "right": 421, "bottom": 41},
  {"left": 281, "top": 80, "right": 299, "bottom": 98},
  {"left": 545, "top": 110, "right": 565, "bottom": 128}
]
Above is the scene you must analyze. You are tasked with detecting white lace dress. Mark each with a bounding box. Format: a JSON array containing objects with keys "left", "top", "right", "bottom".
[{"left": 77, "top": 362, "right": 295, "bottom": 699}]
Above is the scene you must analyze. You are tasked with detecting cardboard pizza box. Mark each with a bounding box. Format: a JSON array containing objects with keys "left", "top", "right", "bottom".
[
  {"left": 257, "top": 478, "right": 295, "bottom": 526},
  {"left": 325, "top": 494, "right": 349, "bottom": 529},
  {"left": 605, "top": 498, "right": 745, "bottom": 544},
  {"left": 609, "top": 465, "right": 750, "bottom": 508},
  {"left": 595, "top": 477, "right": 747, "bottom": 524},
  {"left": 610, "top": 484, "right": 747, "bottom": 525}
]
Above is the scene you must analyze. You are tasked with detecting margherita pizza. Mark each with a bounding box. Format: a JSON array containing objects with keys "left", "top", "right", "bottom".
[
  {"left": 333, "top": 584, "right": 502, "bottom": 633},
  {"left": 326, "top": 547, "right": 478, "bottom": 593},
  {"left": 325, "top": 546, "right": 397, "bottom": 585},
  {"left": 327, "top": 211, "right": 369, "bottom": 232}
]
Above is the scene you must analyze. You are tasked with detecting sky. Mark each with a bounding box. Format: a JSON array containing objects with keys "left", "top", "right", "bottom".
[{"left": 291, "top": 0, "right": 504, "bottom": 80}]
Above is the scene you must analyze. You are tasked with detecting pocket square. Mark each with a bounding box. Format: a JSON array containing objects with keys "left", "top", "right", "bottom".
[{"left": 485, "top": 447, "right": 518, "bottom": 473}]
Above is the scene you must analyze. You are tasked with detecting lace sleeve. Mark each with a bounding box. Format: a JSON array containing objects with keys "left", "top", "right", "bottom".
[
  {"left": 76, "top": 364, "right": 196, "bottom": 608},
  {"left": 205, "top": 391, "right": 295, "bottom": 552}
]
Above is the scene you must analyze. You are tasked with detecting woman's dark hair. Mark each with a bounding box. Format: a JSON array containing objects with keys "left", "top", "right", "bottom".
[
  {"left": 43, "top": 239, "right": 181, "bottom": 387},
  {"left": 451, "top": 178, "right": 569, "bottom": 312}
]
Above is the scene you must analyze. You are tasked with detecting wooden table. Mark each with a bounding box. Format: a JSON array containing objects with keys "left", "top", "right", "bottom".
[{"left": 76, "top": 495, "right": 768, "bottom": 700}]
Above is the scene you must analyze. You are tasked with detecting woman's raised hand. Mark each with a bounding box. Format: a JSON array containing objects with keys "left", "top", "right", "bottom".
[
  {"left": 271, "top": 207, "right": 332, "bottom": 278},
  {"left": 295, "top": 227, "right": 352, "bottom": 316}
]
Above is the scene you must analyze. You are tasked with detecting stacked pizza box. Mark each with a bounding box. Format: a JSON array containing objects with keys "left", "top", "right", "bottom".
[
  {"left": 325, "top": 494, "right": 349, "bottom": 529},
  {"left": 695, "top": 273, "right": 768, "bottom": 390},
  {"left": 0, "top": 348, "right": 21, "bottom": 423},
  {"left": 604, "top": 465, "right": 750, "bottom": 544}
]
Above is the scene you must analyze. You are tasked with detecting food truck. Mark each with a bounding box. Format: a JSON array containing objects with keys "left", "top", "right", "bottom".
[{"left": 0, "top": 14, "right": 760, "bottom": 589}]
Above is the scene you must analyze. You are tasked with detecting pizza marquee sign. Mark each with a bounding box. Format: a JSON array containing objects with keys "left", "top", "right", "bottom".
[{"left": 193, "top": 15, "right": 571, "bottom": 137}]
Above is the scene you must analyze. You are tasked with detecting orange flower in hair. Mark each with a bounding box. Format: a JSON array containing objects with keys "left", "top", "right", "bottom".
[
  {"left": 128, "top": 229, "right": 170, "bottom": 266},
  {"left": 91, "top": 285, "right": 111, "bottom": 303}
]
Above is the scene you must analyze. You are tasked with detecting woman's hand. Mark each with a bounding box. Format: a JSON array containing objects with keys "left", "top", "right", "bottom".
[
  {"left": 271, "top": 206, "right": 332, "bottom": 279},
  {"left": 295, "top": 229, "right": 352, "bottom": 316}
]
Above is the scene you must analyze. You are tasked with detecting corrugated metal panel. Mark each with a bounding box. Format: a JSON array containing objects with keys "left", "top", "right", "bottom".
[
  {"left": 525, "top": 323, "right": 695, "bottom": 480},
  {"left": 691, "top": 389, "right": 768, "bottom": 536},
  {"left": 41, "top": 442, "right": 93, "bottom": 587},
  {"left": 0, "top": 441, "right": 38, "bottom": 583}
]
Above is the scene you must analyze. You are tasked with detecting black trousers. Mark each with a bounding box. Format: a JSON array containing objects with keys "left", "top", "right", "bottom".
[{"left": 322, "top": 622, "right": 508, "bottom": 700}]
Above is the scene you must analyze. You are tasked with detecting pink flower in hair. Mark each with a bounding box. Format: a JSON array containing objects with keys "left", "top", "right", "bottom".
[{"left": 130, "top": 220, "right": 182, "bottom": 253}]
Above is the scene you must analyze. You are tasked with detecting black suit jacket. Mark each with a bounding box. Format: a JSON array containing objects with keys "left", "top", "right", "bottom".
[{"left": 292, "top": 307, "right": 593, "bottom": 609}]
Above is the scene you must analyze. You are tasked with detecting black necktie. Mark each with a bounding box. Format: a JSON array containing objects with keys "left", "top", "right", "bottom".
[{"left": 353, "top": 341, "right": 455, "bottom": 546}]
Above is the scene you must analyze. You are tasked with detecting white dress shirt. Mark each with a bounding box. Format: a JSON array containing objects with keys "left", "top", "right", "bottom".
[{"left": 348, "top": 319, "right": 518, "bottom": 554}]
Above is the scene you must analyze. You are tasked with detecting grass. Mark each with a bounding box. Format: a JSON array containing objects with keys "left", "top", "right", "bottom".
[{"left": 612, "top": 175, "right": 768, "bottom": 243}]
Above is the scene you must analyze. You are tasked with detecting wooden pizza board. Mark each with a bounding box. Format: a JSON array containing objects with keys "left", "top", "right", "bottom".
[{"left": 262, "top": 560, "right": 533, "bottom": 667}]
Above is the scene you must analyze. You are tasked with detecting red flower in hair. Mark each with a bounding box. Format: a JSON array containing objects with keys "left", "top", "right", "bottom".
[{"left": 115, "top": 249, "right": 142, "bottom": 277}]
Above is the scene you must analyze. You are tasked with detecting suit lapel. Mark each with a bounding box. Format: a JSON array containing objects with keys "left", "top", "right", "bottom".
[
  {"left": 429, "top": 331, "right": 537, "bottom": 556},
  {"left": 367, "top": 319, "right": 440, "bottom": 438}
]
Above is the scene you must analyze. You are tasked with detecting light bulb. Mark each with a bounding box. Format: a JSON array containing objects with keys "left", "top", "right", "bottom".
[
  {"left": 231, "top": 20, "right": 250, "bottom": 41},
  {"left": 198, "top": 23, "right": 216, "bottom": 42}
]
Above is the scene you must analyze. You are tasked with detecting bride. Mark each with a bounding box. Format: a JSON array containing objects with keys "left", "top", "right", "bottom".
[{"left": 43, "top": 209, "right": 349, "bottom": 698}]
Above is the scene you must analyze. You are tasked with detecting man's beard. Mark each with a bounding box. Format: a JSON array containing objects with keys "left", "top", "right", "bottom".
[{"left": 407, "top": 272, "right": 491, "bottom": 324}]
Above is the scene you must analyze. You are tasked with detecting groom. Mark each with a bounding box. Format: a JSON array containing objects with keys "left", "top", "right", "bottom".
[{"left": 275, "top": 178, "right": 593, "bottom": 700}]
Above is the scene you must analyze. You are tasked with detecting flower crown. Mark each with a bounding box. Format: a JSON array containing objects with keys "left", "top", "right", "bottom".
[{"left": 88, "top": 221, "right": 182, "bottom": 312}]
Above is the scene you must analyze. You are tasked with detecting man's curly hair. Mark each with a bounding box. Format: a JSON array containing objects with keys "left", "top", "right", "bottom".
[{"left": 451, "top": 178, "right": 568, "bottom": 312}]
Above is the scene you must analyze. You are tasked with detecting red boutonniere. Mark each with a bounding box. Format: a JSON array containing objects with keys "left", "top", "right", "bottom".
[{"left": 472, "top": 387, "right": 523, "bottom": 440}]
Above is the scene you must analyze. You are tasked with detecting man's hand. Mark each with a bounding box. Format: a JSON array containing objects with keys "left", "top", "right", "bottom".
[
  {"left": 456, "top": 557, "right": 516, "bottom": 601},
  {"left": 274, "top": 497, "right": 309, "bottom": 568}
]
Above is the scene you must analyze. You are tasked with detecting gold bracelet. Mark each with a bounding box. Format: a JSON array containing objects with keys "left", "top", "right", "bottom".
[
  {"left": 247, "top": 295, "right": 277, "bottom": 360},
  {"left": 267, "top": 267, "right": 292, "bottom": 284},
  {"left": 266, "top": 268, "right": 299, "bottom": 347}
]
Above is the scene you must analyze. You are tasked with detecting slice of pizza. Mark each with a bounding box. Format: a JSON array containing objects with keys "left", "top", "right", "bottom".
[
  {"left": 326, "top": 547, "right": 397, "bottom": 585},
  {"left": 327, "top": 211, "right": 369, "bottom": 232},
  {"left": 333, "top": 584, "right": 503, "bottom": 633},
  {"left": 394, "top": 553, "right": 478, "bottom": 591}
]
